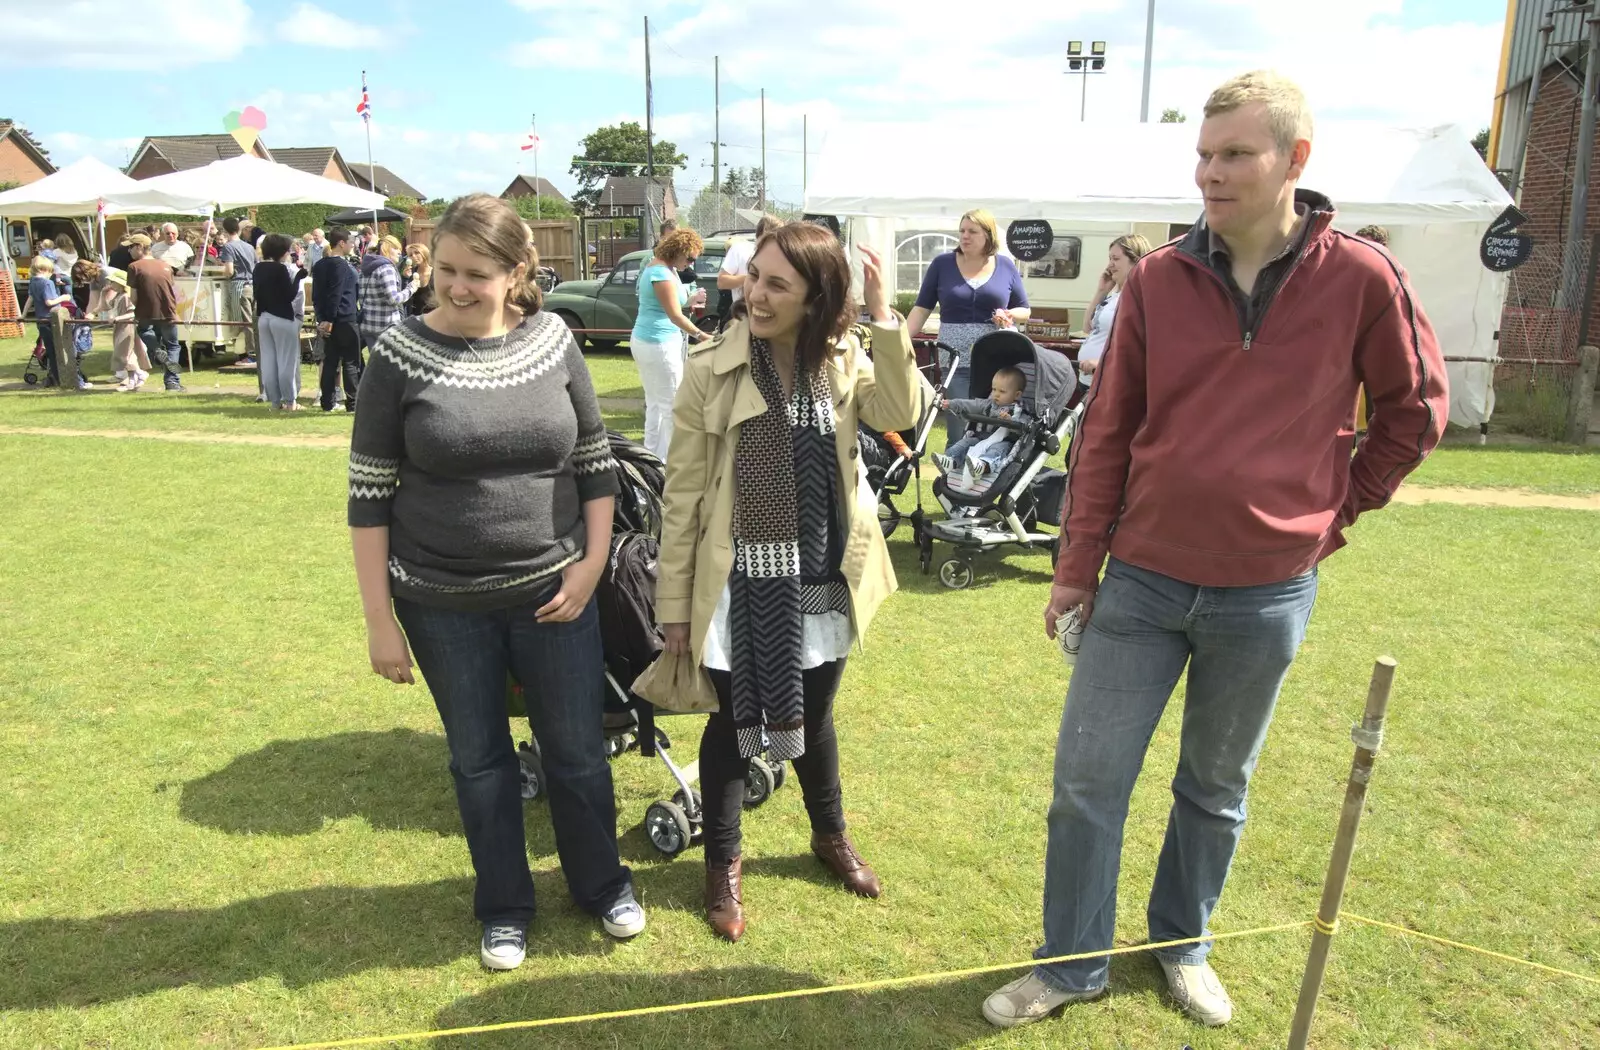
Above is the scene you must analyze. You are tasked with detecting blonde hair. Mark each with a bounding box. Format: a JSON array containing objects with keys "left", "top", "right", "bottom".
[
  {"left": 38, "top": 238, "right": 55, "bottom": 251},
  {"left": 432, "top": 193, "right": 541, "bottom": 314},
  {"left": 1110, "top": 234, "right": 1154, "bottom": 264},
  {"left": 1203, "top": 70, "right": 1313, "bottom": 153},
  {"left": 656, "top": 227, "right": 704, "bottom": 267},
  {"left": 959, "top": 209, "right": 999, "bottom": 257},
  {"left": 32, "top": 255, "right": 56, "bottom": 275},
  {"left": 380, "top": 234, "right": 404, "bottom": 256}
]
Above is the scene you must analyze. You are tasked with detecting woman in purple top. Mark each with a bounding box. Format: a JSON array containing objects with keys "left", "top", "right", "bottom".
[{"left": 905, "top": 209, "right": 1031, "bottom": 441}]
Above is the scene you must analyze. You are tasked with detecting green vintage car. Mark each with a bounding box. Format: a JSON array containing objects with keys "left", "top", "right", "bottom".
[{"left": 544, "top": 239, "right": 731, "bottom": 351}]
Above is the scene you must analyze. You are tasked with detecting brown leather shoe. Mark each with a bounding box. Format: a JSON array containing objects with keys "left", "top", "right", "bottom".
[
  {"left": 704, "top": 855, "right": 745, "bottom": 942},
  {"left": 811, "top": 831, "right": 881, "bottom": 898}
]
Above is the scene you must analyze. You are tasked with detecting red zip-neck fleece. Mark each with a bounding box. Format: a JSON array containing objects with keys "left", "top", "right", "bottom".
[{"left": 1054, "top": 193, "right": 1449, "bottom": 591}]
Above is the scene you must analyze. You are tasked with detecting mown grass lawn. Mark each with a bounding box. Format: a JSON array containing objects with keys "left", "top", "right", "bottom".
[{"left": 0, "top": 333, "right": 1597, "bottom": 1050}]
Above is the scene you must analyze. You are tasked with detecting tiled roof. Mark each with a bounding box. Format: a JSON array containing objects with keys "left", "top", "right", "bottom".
[
  {"left": 136, "top": 134, "right": 273, "bottom": 172},
  {"left": 351, "top": 164, "right": 425, "bottom": 200},
  {"left": 502, "top": 174, "right": 567, "bottom": 201}
]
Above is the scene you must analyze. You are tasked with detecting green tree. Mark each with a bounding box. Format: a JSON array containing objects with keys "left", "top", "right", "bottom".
[
  {"left": 510, "top": 195, "right": 575, "bottom": 221},
  {"left": 1472, "top": 127, "right": 1490, "bottom": 161},
  {"left": 0, "top": 180, "right": 18, "bottom": 193},
  {"left": 1160, "top": 108, "right": 1187, "bottom": 124},
  {"left": 720, "top": 167, "right": 748, "bottom": 197},
  {"left": 570, "top": 122, "right": 687, "bottom": 208},
  {"left": 748, "top": 166, "right": 767, "bottom": 203}
]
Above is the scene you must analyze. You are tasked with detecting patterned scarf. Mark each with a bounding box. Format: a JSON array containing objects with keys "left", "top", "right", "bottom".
[{"left": 726, "top": 338, "right": 850, "bottom": 760}]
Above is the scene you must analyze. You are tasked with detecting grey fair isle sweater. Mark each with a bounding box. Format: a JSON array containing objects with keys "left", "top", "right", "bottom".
[{"left": 347, "top": 311, "right": 621, "bottom": 611}]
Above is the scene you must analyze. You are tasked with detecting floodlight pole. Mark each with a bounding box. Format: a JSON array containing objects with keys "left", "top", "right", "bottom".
[{"left": 1139, "top": 0, "right": 1156, "bottom": 122}]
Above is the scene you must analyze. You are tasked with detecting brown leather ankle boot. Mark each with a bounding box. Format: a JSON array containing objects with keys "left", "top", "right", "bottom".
[
  {"left": 811, "top": 831, "right": 881, "bottom": 899},
  {"left": 704, "top": 855, "right": 745, "bottom": 942}
]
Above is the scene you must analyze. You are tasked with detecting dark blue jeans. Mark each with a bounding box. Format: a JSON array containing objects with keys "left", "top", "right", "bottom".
[
  {"left": 138, "top": 321, "right": 183, "bottom": 388},
  {"left": 1033, "top": 557, "right": 1319, "bottom": 993},
  {"left": 393, "top": 591, "right": 632, "bottom": 926}
]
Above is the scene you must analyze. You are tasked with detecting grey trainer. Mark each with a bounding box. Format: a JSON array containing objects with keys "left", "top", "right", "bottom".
[
  {"left": 982, "top": 972, "right": 1105, "bottom": 1028},
  {"left": 1158, "top": 958, "right": 1234, "bottom": 1026}
]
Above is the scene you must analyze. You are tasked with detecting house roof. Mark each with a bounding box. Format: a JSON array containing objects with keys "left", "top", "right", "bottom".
[
  {"left": 502, "top": 174, "right": 567, "bottom": 200},
  {"left": 351, "top": 164, "right": 425, "bottom": 200},
  {"left": 272, "top": 147, "right": 356, "bottom": 184},
  {"left": 129, "top": 134, "right": 273, "bottom": 174},
  {"left": 596, "top": 175, "right": 677, "bottom": 211},
  {"left": 0, "top": 120, "right": 57, "bottom": 176}
]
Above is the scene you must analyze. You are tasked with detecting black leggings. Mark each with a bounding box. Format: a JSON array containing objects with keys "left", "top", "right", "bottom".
[{"left": 700, "top": 660, "right": 848, "bottom": 866}]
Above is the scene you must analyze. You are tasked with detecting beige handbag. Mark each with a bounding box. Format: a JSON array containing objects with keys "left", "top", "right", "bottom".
[{"left": 631, "top": 652, "right": 720, "bottom": 714}]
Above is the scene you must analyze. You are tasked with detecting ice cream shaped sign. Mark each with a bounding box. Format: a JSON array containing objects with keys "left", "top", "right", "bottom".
[{"left": 223, "top": 107, "right": 269, "bottom": 153}]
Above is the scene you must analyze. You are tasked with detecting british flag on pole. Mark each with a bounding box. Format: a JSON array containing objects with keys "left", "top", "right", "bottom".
[{"left": 357, "top": 74, "right": 371, "bottom": 122}]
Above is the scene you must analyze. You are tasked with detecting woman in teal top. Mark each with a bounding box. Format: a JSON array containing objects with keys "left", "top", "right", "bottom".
[{"left": 630, "top": 228, "right": 708, "bottom": 461}]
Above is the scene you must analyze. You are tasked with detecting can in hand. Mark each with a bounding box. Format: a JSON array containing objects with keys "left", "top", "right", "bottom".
[{"left": 1056, "top": 606, "right": 1086, "bottom": 667}]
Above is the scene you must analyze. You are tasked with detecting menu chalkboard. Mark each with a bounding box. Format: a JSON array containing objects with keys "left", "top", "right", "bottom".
[{"left": 1005, "top": 219, "right": 1054, "bottom": 261}]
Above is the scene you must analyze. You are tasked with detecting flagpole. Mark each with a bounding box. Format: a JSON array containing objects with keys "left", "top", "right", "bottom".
[
  {"left": 533, "top": 113, "right": 540, "bottom": 221},
  {"left": 363, "top": 70, "right": 378, "bottom": 236}
]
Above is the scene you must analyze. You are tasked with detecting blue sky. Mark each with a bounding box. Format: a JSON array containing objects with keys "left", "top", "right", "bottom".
[{"left": 3, "top": 0, "right": 1510, "bottom": 207}]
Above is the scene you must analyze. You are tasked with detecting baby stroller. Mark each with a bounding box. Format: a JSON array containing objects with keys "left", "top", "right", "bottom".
[
  {"left": 509, "top": 432, "right": 791, "bottom": 859},
  {"left": 857, "top": 335, "right": 961, "bottom": 538},
  {"left": 912, "top": 329, "right": 1085, "bottom": 589},
  {"left": 23, "top": 303, "right": 95, "bottom": 386}
]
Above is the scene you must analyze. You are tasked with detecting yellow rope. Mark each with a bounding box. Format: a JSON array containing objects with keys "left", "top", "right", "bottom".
[
  {"left": 1312, "top": 915, "right": 1339, "bottom": 937},
  {"left": 1339, "top": 912, "right": 1600, "bottom": 988},
  {"left": 254, "top": 921, "right": 1313, "bottom": 1050}
]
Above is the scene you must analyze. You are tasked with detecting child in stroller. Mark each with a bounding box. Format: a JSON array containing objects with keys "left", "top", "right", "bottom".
[{"left": 935, "top": 365, "right": 1032, "bottom": 481}]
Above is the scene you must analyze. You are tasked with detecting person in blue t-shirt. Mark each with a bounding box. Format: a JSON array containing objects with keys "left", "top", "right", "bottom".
[
  {"left": 630, "top": 227, "right": 709, "bottom": 462},
  {"left": 904, "top": 209, "right": 1032, "bottom": 442},
  {"left": 25, "top": 256, "right": 85, "bottom": 388}
]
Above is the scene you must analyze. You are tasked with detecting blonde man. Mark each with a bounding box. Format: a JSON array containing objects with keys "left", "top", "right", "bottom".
[{"left": 984, "top": 70, "right": 1448, "bottom": 1031}]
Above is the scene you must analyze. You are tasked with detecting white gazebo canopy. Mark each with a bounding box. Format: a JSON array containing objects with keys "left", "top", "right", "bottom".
[
  {"left": 807, "top": 120, "right": 1513, "bottom": 429},
  {"left": 0, "top": 156, "right": 212, "bottom": 218},
  {"left": 136, "top": 154, "right": 388, "bottom": 211}
]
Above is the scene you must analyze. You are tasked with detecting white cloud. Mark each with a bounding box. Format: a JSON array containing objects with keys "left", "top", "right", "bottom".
[
  {"left": 278, "top": 2, "right": 391, "bottom": 46},
  {"left": 0, "top": 0, "right": 253, "bottom": 69}
]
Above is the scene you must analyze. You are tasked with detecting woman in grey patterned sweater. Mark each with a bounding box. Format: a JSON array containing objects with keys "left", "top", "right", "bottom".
[{"left": 347, "top": 194, "right": 642, "bottom": 971}]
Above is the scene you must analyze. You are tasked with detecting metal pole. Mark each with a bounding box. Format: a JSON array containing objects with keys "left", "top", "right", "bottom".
[
  {"left": 714, "top": 56, "right": 720, "bottom": 231},
  {"left": 803, "top": 113, "right": 808, "bottom": 199},
  {"left": 1508, "top": 16, "right": 1555, "bottom": 196},
  {"left": 1286, "top": 657, "right": 1398, "bottom": 1050},
  {"left": 363, "top": 70, "right": 378, "bottom": 235},
  {"left": 1080, "top": 70, "right": 1088, "bottom": 122},
  {"left": 1560, "top": 15, "right": 1600, "bottom": 310},
  {"left": 643, "top": 16, "right": 657, "bottom": 243},
  {"left": 1139, "top": 0, "right": 1156, "bottom": 122},
  {"left": 760, "top": 88, "right": 767, "bottom": 212},
  {"left": 533, "top": 112, "right": 540, "bottom": 221}
]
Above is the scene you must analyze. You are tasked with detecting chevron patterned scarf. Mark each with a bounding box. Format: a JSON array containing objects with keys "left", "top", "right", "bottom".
[{"left": 726, "top": 338, "right": 848, "bottom": 761}]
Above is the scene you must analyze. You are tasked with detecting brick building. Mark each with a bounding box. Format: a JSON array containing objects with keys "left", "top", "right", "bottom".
[
  {"left": 126, "top": 134, "right": 273, "bottom": 179},
  {"left": 1490, "top": 0, "right": 1600, "bottom": 361},
  {"left": 0, "top": 120, "right": 55, "bottom": 186},
  {"left": 273, "top": 147, "right": 358, "bottom": 185}
]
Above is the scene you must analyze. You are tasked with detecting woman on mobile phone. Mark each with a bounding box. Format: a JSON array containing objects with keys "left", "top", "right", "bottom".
[{"left": 1074, "top": 234, "right": 1152, "bottom": 390}]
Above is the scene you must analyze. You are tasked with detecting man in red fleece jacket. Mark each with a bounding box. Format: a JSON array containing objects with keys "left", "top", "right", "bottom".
[{"left": 984, "top": 71, "right": 1448, "bottom": 1031}]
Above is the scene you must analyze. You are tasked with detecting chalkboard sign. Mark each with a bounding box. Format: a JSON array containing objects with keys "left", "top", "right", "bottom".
[
  {"left": 802, "top": 214, "right": 841, "bottom": 238},
  {"left": 1006, "top": 219, "right": 1054, "bottom": 262},
  {"left": 1480, "top": 205, "right": 1533, "bottom": 272},
  {"left": 1481, "top": 232, "right": 1533, "bottom": 272}
]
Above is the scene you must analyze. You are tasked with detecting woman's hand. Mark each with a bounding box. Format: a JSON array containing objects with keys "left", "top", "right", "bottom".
[
  {"left": 860, "top": 245, "right": 892, "bottom": 322},
  {"left": 993, "top": 308, "right": 1017, "bottom": 329},
  {"left": 1079, "top": 358, "right": 1097, "bottom": 374},
  {"left": 537, "top": 558, "right": 605, "bottom": 623},
  {"left": 368, "top": 616, "right": 415, "bottom": 684},
  {"left": 1096, "top": 266, "right": 1115, "bottom": 299},
  {"left": 662, "top": 622, "right": 690, "bottom": 656}
]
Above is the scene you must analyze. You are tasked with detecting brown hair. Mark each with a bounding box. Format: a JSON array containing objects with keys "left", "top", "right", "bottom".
[
  {"left": 1110, "top": 233, "right": 1154, "bottom": 264},
  {"left": 1203, "top": 70, "right": 1313, "bottom": 153},
  {"left": 959, "top": 209, "right": 999, "bottom": 257},
  {"left": 657, "top": 227, "right": 704, "bottom": 267},
  {"left": 431, "top": 193, "right": 541, "bottom": 314},
  {"left": 73, "top": 259, "right": 102, "bottom": 285},
  {"left": 755, "top": 214, "right": 783, "bottom": 239},
  {"left": 756, "top": 221, "right": 856, "bottom": 376},
  {"left": 1355, "top": 225, "right": 1390, "bottom": 246}
]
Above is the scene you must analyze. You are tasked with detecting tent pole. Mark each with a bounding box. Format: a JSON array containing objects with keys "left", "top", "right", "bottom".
[
  {"left": 364, "top": 70, "right": 378, "bottom": 236},
  {"left": 185, "top": 211, "right": 216, "bottom": 374}
]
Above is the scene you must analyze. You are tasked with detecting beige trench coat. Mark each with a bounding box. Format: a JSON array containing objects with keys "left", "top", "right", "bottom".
[{"left": 655, "top": 316, "right": 921, "bottom": 665}]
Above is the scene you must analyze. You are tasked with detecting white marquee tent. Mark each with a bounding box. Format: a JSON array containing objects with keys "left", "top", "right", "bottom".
[
  {"left": 806, "top": 121, "right": 1514, "bottom": 428},
  {"left": 0, "top": 156, "right": 212, "bottom": 218},
  {"left": 136, "top": 154, "right": 388, "bottom": 212}
]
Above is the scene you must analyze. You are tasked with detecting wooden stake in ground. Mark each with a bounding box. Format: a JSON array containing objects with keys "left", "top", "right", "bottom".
[{"left": 1286, "top": 656, "right": 1396, "bottom": 1050}]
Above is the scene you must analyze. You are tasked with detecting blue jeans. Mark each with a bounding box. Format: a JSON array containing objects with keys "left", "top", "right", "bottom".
[
  {"left": 1034, "top": 557, "right": 1319, "bottom": 993},
  {"left": 945, "top": 432, "right": 1013, "bottom": 473},
  {"left": 393, "top": 590, "right": 632, "bottom": 926},
  {"left": 139, "top": 321, "right": 183, "bottom": 388}
]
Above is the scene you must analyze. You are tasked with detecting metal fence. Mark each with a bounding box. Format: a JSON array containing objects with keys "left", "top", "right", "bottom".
[{"left": 1493, "top": 237, "right": 1596, "bottom": 440}]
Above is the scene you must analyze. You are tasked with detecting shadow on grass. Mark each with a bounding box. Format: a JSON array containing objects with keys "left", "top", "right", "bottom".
[
  {"left": 426, "top": 959, "right": 1174, "bottom": 1049},
  {"left": 0, "top": 875, "right": 633, "bottom": 1010},
  {"left": 884, "top": 540, "right": 1056, "bottom": 593}
]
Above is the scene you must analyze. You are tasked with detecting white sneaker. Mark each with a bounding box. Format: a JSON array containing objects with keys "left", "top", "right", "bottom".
[
  {"left": 113, "top": 369, "right": 128, "bottom": 381},
  {"left": 1158, "top": 958, "right": 1234, "bottom": 1026},
  {"left": 480, "top": 924, "right": 527, "bottom": 970},
  {"left": 982, "top": 972, "right": 1104, "bottom": 1028},
  {"left": 601, "top": 896, "right": 647, "bottom": 939}
]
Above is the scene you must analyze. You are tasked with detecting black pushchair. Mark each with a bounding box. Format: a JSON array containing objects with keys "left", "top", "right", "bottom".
[
  {"left": 912, "top": 330, "right": 1086, "bottom": 589},
  {"left": 856, "top": 334, "right": 961, "bottom": 538},
  {"left": 509, "top": 432, "right": 790, "bottom": 859}
]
